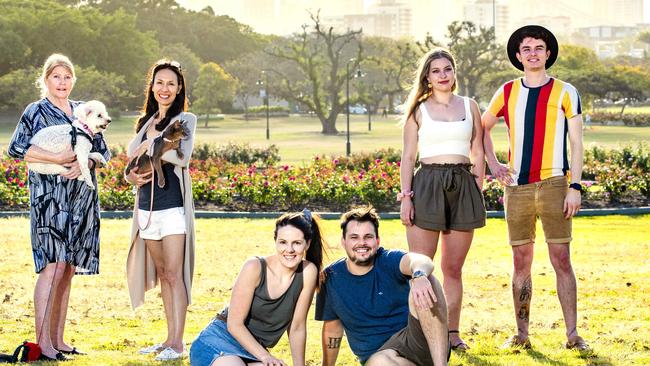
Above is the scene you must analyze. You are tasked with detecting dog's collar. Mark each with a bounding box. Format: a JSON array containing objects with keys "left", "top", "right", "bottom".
[
  {"left": 163, "top": 137, "right": 174, "bottom": 142},
  {"left": 78, "top": 122, "right": 96, "bottom": 138}
]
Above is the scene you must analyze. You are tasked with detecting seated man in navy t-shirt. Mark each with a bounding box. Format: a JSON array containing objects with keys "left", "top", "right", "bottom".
[{"left": 316, "top": 206, "right": 449, "bottom": 365}]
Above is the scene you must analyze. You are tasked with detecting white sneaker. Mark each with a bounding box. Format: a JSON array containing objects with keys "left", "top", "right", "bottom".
[
  {"left": 139, "top": 343, "right": 164, "bottom": 354},
  {"left": 154, "top": 347, "right": 184, "bottom": 361}
]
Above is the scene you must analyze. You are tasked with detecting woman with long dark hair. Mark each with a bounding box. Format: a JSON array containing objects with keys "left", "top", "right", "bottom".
[
  {"left": 125, "top": 59, "right": 197, "bottom": 361},
  {"left": 398, "top": 48, "right": 486, "bottom": 351},
  {"left": 190, "top": 210, "right": 325, "bottom": 366}
]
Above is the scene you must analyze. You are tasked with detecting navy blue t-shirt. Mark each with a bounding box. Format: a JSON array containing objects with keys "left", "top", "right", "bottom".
[{"left": 315, "top": 247, "right": 410, "bottom": 363}]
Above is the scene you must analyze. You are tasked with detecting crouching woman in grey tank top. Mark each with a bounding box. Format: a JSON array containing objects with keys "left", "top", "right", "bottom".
[{"left": 190, "top": 209, "right": 325, "bottom": 366}]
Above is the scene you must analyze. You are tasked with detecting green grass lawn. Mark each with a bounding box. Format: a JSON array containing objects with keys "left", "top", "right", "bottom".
[
  {"left": 0, "top": 215, "right": 648, "bottom": 365},
  {"left": 2, "top": 114, "right": 649, "bottom": 163}
]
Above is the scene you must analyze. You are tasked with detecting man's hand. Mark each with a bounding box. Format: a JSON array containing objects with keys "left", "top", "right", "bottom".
[
  {"left": 563, "top": 188, "right": 581, "bottom": 219},
  {"left": 411, "top": 276, "right": 437, "bottom": 309}
]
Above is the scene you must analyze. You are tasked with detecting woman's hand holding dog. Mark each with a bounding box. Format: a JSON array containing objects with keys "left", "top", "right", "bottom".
[
  {"left": 58, "top": 147, "right": 82, "bottom": 180},
  {"left": 125, "top": 167, "right": 153, "bottom": 187}
]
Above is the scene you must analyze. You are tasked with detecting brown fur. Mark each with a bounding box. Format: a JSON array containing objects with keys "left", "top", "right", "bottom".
[{"left": 125, "top": 119, "right": 189, "bottom": 188}]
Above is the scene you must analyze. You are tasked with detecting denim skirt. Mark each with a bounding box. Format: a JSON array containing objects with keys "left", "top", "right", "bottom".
[{"left": 190, "top": 318, "right": 260, "bottom": 366}]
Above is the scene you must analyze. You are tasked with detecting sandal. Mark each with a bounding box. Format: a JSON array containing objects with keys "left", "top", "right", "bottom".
[
  {"left": 449, "top": 330, "right": 470, "bottom": 351},
  {"left": 566, "top": 336, "right": 591, "bottom": 352},
  {"left": 501, "top": 335, "right": 531, "bottom": 349}
]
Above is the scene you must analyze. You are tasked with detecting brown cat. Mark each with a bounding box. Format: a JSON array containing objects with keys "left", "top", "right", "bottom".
[{"left": 125, "top": 119, "right": 189, "bottom": 188}]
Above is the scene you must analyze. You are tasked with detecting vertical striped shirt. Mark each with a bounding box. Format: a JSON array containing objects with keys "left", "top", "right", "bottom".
[{"left": 487, "top": 77, "right": 581, "bottom": 185}]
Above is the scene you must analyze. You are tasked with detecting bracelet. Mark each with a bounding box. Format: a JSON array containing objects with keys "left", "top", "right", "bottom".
[{"left": 396, "top": 190, "right": 413, "bottom": 201}]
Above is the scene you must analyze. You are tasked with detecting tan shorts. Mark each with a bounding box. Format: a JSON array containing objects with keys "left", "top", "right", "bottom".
[{"left": 504, "top": 176, "right": 572, "bottom": 246}]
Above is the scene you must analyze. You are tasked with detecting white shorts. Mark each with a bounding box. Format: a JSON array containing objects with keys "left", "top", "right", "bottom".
[{"left": 138, "top": 207, "right": 186, "bottom": 241}]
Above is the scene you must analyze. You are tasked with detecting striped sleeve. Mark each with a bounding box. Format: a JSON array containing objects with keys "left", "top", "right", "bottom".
[
  {"left": 561, "top": 83, "right": 582, "bottom": 119},
  {"left": 487, "top": 84, "right": 506, "bottom": 118},
  {"left": 7, "top": 102, "right": 39, "bottom": 160}
]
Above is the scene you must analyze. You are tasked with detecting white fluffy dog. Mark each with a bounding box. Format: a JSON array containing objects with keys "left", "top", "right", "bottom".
[{"left": 28, "top": 100, "right": 111, "bottom": 189}]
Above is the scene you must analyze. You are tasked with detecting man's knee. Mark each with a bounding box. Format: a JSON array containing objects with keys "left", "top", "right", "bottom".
[
  {"left": 549, "top": 244, "right": 573, "bottom": 274},
  {"left": 366, "top": 349, "right": 411, "bottom": 366},
  {"left": 512, "top": 245, "right": 534, "bottom": 273}
]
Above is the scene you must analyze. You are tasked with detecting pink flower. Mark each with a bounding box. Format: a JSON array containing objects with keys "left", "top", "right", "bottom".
[
  {"left": 396, "top": 161, "right": 401, "bottom": 167},
  {"left": 18, "top": 182, "right": 24, "bottom": 188},
  {"left": 210, "top": 184, "right": 216, "bottom": 190},
  {"left": 333, "top": 159, "right": 339, "bottom": 165},
  {"left": 498, "top": 196, "right": 504, "bottom": 204},
  {"left": 283, "top": 165, "right": 289, "bottom": 171},
  {"left": 375, "top": 159, "right": 381, "bottom": 164},
  {"left": 264, "top": 181, "right": 269, "bottom": 187},
  {"left": 289, "top": 176, "right": 295, "bottom": 181}
]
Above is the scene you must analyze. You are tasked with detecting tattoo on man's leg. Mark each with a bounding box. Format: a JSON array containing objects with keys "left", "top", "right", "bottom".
[
  {"left": 517, "top": 276, "right": 532, "bottom": 321},
  {"left": 327, "top": 337, "right": 342, "bottom": 349}
]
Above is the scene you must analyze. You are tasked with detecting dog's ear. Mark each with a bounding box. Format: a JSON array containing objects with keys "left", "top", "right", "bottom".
[{"left": 73, "top": 104, "right": 88, "bottom": 122}]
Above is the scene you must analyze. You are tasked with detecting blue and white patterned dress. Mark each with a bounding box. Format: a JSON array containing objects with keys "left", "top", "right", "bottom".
[{"left": 8, "top": 98, "right": 111, "bottom": 275}]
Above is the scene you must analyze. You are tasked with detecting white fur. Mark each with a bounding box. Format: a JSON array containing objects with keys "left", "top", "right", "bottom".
[{"left": 28, "top": 100, "right": 111, "bottom": 189}]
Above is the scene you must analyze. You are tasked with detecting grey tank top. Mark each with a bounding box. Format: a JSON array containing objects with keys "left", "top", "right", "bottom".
[{"left": 219, "top": 257, "right": 304, "bottom": 348}]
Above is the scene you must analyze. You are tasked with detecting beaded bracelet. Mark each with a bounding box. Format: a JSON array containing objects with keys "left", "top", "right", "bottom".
[{"left": 396, "top": 190, "right": 414, "bottom": 201}]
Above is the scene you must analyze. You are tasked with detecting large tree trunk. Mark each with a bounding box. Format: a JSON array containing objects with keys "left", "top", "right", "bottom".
[{"left": 317, "top": 111, "right": 339, "bottom": 134}]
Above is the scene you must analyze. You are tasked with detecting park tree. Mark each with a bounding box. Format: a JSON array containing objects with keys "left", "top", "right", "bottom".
[
  {"left": 552, "top": 45, "right": 609, "bottom": 110},
  {"left": 0, "top": 67, "right": 40, "bottom": 112},
  {"left": 606, "top": 65, "right": 650, "bottom": 116},
  {"left": 419, "top": 21, "right": 506, "bottom": 101},
  {"left": 640, "top": 30, "right": 650, "bottom": 46},
  {"left": 71, "top": 66, "right": 133, "bottom": 115},
  {"left": 68, "top": 0, "right": 264, "bottom": 64},
  {"left": 267, "top": 12, "right": 363, "bottom": 134},
  {"left": 223, "top": 51, "right": 273, "bottom": 119},
  {"left": 193, "top": 62, "right": 236, "bottom": 127},
  {"left": 362, "top": 36, "right": 418, "bottom": 113}
]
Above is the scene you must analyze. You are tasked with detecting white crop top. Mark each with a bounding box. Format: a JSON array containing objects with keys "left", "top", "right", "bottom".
[{"left": 417, "top": 97, "right": 472, "bottom": 159}]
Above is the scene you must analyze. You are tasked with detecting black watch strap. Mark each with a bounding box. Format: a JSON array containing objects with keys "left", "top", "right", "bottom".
[{"left": 569, "top": 182, "right": 583, "bottom": 193}]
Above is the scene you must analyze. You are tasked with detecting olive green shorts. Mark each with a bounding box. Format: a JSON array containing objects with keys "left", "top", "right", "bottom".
[
  {"left": 412, "top": 163, "right": 486, "bottom": 231},
  {"left": 376, "top": 314, "right": 447, "bottom": 366},
  {"left": 504, "top": 176, "right": 572, "bottom": 246}
]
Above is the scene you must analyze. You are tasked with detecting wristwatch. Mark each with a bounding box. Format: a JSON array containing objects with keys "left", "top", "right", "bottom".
[
  {"left": 569, "top": 182, "right": 583, "bottom": 193},
  {"left": 412, "top": 270, "right": 427, "bottom": 279}
]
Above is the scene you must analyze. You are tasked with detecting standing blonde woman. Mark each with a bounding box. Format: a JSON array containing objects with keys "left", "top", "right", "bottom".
[
  {"left": 125, "top": 59, "right": 197, "bottom": 361},
  {"left": 8, "top": 53, "right": 110, "bottom": 361},
  {"left": 398, "top": 48, "right": 486, "bottom": 351}
]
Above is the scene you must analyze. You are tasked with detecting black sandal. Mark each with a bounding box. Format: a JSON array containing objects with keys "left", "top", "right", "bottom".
[
  {"left": 449, "top": 330, "right": 470, "bottom": 351},
  {"left": 58, "top": 347, "right": 86, "bottom": 355}
]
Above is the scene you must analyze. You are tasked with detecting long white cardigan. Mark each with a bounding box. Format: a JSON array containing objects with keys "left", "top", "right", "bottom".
[{"left": 125, "top": 112, "right": 197, "bottom": 309}]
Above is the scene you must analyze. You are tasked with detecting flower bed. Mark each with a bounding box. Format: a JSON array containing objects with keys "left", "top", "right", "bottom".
[{"left": 1, "top": 144, "right": 648, "bottom": 211}]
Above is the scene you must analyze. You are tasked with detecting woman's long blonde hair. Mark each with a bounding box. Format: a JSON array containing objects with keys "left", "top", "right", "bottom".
[{"left": 401, "top": 48, "right": 457, "bottom": 127}]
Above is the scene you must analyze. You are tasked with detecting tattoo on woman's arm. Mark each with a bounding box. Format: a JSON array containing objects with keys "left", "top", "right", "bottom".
[{"left": 327, "top": 337, "right": 342, "bottom": 349}]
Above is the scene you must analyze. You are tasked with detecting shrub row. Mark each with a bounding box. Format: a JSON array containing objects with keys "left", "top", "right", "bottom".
[
  {"left": 1, "top": 143, "right": 648, "bottom": 211},
  {"left": 590, "top": 112, "right": 650, "bottom": 126}
]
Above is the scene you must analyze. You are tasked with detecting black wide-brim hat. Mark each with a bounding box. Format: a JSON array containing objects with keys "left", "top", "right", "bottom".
[{"left": 507, "top": 25, "right": 558, "bottom": 71}]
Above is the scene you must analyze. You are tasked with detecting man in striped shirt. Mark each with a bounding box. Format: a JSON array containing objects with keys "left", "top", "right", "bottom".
[{"left": 482, "top": 25, "right": 590, "bottom": 352}]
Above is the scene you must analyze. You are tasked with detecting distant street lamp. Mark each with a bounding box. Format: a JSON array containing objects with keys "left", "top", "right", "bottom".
[
  {"left": 346, "top": 58, "right": 362, "bottom": 156},
  {"left": 256, "top": 70, "right": 270, "bottom": 140}
]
